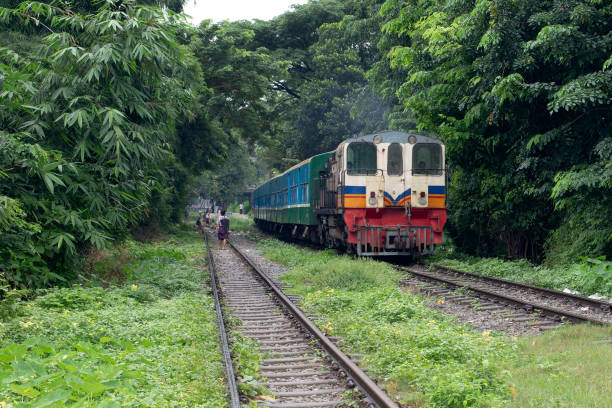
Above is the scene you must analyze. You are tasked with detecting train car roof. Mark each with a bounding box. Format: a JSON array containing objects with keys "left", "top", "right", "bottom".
[
  {"left": 254, "top": 151, "right": 333, "bottom": 191},
  {"left": 342, "top": 131, "right": 443, "bottom": 145}
]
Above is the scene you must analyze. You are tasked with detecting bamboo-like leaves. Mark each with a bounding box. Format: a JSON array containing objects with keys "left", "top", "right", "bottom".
[{"left": 1, "top": 0, "right": 197, "bottom": 288}]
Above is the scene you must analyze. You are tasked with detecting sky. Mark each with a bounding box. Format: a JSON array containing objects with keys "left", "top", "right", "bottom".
[{"left": 183, "top": 0, "right": 309, "bottom": 25}]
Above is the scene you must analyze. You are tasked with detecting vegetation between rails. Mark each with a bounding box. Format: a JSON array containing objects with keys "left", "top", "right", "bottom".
[
  {"left": 428, "top": 249, "right": 612, "bottom": 298},
  {"left": 223, "top": 313, "right": 266, "bottom": 402},
  {"left": 0, "top": 229, "right": 227, "bottom": 407},
  {"left": 258, "top": 239, "right": 511, "bottom": 408},
  {"left": 258, "top": 238, "right": 612, "bottom": 407}
]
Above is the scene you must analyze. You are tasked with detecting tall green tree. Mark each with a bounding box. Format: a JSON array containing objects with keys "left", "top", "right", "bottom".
[
  {"left": 194, "top": 140, "right": 263, "bottom": 205},
  {"left": 190, "top": 20, "right": 282, "bottom": 141},
  {"left": 0, "top": 0, "right": 197, "bottom": 286},
  {"left": 248, "top": 0, "right": 398, "bottom": 164},
  {"left": 381, "top": 0, "right": 611, "bottom": 261},
  {"left": 286, "top": 0, "right": 395, "bottom": 159}
]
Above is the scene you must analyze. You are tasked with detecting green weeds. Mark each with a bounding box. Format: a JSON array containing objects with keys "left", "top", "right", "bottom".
[
  {"left": 224, "top": 305, "right": 267, "bottom": 400},
  {"left": 504, "top": 324, "right": 612, "bottom": 408},
  {"left": 0, "top": 231, "right": 227, "bottom": 407},
  {"left": 0, "top": 338, "right": 139, "bottom": 407},
  {"left": 258, "top": 239, "right": 510, "bottom": 408},
  {"left": 228, "top": 216, "right": 256, "bottom": 233},
  {"left": 429, "top": 250, "right": 612, "bottom": 298},
  {"left": 231, "top": 333, "right": 266, "bottom": 398}
]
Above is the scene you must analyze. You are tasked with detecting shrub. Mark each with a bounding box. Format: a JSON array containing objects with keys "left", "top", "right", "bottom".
[
  {"left": 34, "top": 287, "right": 110, "bottom": 310},
  {"left": 570, "top": 257, "right": 612, "bottom": 297}
]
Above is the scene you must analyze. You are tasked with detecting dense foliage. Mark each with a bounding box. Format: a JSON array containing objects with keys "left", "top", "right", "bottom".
[
  {"left": 380, "top": 0, "right": 611, "bottom": 262},
  {"left": 244, "top": 0, "right": 611, "bottom": 264},
  {"left": 1, "top": 0, "right": 610, "bottom": 288},
  {"left": 0, "top": 230, "right": 227, "bottom": 407},
  {"left": 0, "top": 0, "right": 265, "bottom": 287},
  {"left": 0, "top": 0, "right": 201, "bottom": 287}
]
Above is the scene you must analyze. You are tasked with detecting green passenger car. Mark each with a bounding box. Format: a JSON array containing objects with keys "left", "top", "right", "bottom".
[{"left": 253, "top": 151, "right": 332, "bottom": 228}]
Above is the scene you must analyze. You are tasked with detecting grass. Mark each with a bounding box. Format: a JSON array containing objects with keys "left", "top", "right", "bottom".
[
  {"left": 0, "top": 228, "right": 228, "bottom": 407},
  {"left": 428, "top": 249, "right": 612, "bottom": 298},
  {"left": 258, "top": 239, "right": 511, "bottom": 408},
  {"left": 227, "top": 216, "right": 256, "bottom": 233},
  {"left": 258, "top": 238, "right": 612, "bottom": 408},
  {"left": 505, "top": 324, "right": 612, "bottom": 408}
]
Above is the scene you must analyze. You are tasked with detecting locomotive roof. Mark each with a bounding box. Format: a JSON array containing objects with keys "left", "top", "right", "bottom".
[
  {"left": 342, "top": 131, "right": 443, "bottom": 145},
  {"left": 254, "top": 132, "right": 442, "bottom": 191}
]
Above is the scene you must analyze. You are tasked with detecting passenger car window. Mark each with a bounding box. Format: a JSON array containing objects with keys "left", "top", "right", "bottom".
[
  {"left": 387, "top": 143, "right": 403, "bottom": 176},
  {"left": 413, "top": 143, "right": 442, "bottom": 175},
  {"left": 347, "top": 142, "right": 377, "bottom": 175}
]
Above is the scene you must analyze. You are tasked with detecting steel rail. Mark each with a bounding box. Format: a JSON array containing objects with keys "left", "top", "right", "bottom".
[
  {"left": 228, "top": 239, "right": 400, "bottom": 408},
  {"left": 401, "top": 266, "right": 610, "bottom": 326},
  {"left": 428, "top": 263, "right": 612, "bottom": 312},
  {"left": 204, "top": 233, "right": 241, "bottom": 408}
]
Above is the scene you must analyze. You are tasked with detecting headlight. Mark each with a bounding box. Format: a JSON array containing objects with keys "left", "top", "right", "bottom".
[{"left": 369, "top": 197, "right": 377, "bottom": 206}]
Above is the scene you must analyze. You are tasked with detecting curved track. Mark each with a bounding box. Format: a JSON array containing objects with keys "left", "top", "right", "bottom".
[
  {"left": 401, "top": 264, "right": 612, "bottom": 327},
  {"left": 205, "top": 230, "right": 399, "bottom": 408}
]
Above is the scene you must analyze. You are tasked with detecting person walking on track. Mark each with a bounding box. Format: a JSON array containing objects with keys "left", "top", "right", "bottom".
[
  {"left": 216, "top": 210, "right": 230, "bottom": 250},
  {"left": 195, "top": 216, "right": 203, "bottom": 234}
]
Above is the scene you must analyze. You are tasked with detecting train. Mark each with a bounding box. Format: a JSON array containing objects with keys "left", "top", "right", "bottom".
[{"left": 252, "top": 131, "right": 447, "bottom": 256}]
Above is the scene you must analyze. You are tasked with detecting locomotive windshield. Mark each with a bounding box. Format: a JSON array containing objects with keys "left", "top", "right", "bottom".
[
  {"left": 413, "top": 143, "right": 442, "bottom": 175},
  {"left": 347, "top": 142, "right": 377, "bottom": 175},
  {"left": 387, "top": 143, "right": 403, "bottom": 175}
]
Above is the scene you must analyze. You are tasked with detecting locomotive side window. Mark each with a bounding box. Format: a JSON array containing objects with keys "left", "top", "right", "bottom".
[
  {"left": 413, "top": 143, "right": 442, "bottom": 175},
  {"left": 387, "top": 143, "right": 403, "bottom": 175},
  {"left": 347, "top": 142, "right": 377, "bottom": 175}
]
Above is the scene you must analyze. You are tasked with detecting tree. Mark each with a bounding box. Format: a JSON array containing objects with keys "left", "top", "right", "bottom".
[
  {"left": 380, "top": 0, "right": 611, "bottom": 261},
  {"left": 249, "top": 0, "right": 398, "bottom": 164},
  {"left": 194, "top": 140, "right": 264, "bottom": 205},
  {"left": 190, "top": 20, "right": 283, "bottom": 141},
  {"left": 0, "top": 0, "right": 198, "bottom": 286}
]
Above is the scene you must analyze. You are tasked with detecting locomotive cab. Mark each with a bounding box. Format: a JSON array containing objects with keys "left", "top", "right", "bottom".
[{"left": 318, "top": 131, "right": 447, "bottom": 256}]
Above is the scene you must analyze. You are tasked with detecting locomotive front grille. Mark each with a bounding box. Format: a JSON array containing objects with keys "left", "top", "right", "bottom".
[{"left": 357, "top": 226, "right": 434, "bottom": 256}]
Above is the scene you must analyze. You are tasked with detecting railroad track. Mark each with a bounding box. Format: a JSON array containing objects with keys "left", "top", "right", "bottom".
[
  {"left": 204, "top": 231, "right": 399, "bottom": 408},
  {"left": 232, "top": 232, "right": 611, "bottom": 329},
  {"left": 400, "top": 264, "right": 612, "bottom": 328}
]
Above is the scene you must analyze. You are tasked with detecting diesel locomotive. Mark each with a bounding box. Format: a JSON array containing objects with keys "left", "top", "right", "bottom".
[{"left": 252, "top": 131, "right": 447, "bottom": 256}]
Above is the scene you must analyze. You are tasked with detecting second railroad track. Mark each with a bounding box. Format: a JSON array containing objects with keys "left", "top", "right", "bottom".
[{"left": 401, "top": 264, "right": 612, "bottom": 328}]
